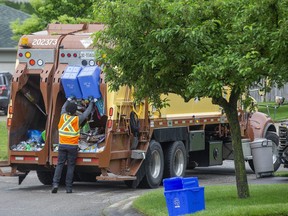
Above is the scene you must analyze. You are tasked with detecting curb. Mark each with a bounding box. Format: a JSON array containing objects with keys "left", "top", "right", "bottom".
[{"left": 104, "top": 195, "right": 144, "bottom": 216}]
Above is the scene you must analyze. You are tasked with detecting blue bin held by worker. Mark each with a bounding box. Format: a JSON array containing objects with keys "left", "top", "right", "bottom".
[
  {"left": 61, "top": 66, "right": 83, "bottom": 99},
  {"left": 163, "top": 177, "right": 205, "bottom": 216},
  {"left": 77, "top": 66, "right": 101, "bottom": 99}
]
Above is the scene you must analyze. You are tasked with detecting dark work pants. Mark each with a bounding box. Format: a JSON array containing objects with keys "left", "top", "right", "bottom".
[{"left": 52, "top": 144, "right": 78, "bottom": 189}]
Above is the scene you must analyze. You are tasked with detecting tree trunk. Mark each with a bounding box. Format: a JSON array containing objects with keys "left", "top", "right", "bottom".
[
  {"left": 213, "top": 89, "right": 250, "bottom": 199},
  {"left": 223, "top": 103, "right": 250, "bottom": 198}
]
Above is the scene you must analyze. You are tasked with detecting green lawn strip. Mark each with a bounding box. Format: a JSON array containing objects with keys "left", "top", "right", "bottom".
[
  {"left": 133, "top": 184, "right": 288, "bottom": 216},
  {"left": 257, "top": 102, "right": 288, "bottom": 122},
  {"left": 274, "top": 171, "right": 288, "bottom": 177},
  {"left": 0, "top": 121, "right": 8, "bottom": 160}
]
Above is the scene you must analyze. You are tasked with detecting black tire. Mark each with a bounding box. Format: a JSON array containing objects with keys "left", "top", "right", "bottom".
[
  {"left": 124, "top": 158, "right": 147, "bottom": 188},
  {"left": 4, "top": 107, "right": 7, "bottom": 115},
  {"left": 266, "top": 132, "right": 281, "bottom": 171},
  {"left": 36, "top": 170, "right": 53, "bottom": 185},
  {"left": 248, "top": 132, "right": 281, "bottom": 172},
  {"left": 37, "top": 169, "right": 67, "bottom": 185},
  {"left": 248, "top": 159, "right": 255, "bottom": 172},
  {"left": 163, "top": 141, "right": 187, "bottom": 178},
  {"left": 76, "top": 172, "right": 98, "bottom": 182},
  {"left": 138, "top": 140, "right": 164, "bottom": 189}
]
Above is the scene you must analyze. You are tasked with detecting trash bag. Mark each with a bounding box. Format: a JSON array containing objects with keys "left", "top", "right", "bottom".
[
  {"left": 27, "top": 130, "right": 43, "bottom": 143},
  {"left": 41, "top": 130, "right": 46, "bottom": 142}
]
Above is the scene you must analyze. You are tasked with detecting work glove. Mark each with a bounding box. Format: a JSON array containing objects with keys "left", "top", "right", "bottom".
[
  {"left": 86, "top": 97, "right": 93, "bottom": 105},
  {"left": 67, "top": 96, "right": 76, "bottom": 101}
]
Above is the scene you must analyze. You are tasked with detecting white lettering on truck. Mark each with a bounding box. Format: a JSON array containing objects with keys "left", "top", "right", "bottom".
[{"left": 32, "top": 39, "right": 58, "bottom": 46}]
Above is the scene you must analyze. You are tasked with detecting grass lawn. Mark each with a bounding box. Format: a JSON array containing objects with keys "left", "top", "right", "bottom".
[
  {"left": 274, "top": 171, "right": 288, "bottom": 177},
  {"left": 257, "top": 102, "right": 288, "bottom": 122},
  {"left": 0, "top": 121, "right": 8, "bottom": 160},
  {"left": 133, "top": 184, "right": 288, "bottom": 216}
]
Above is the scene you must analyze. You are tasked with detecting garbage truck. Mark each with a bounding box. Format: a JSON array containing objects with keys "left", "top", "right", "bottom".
[
  {"left": 277, "top": 124, "right": 288, "bottom": 168},
  {"left": 6, "top": 23, "right": 281, "bottom": 188}
]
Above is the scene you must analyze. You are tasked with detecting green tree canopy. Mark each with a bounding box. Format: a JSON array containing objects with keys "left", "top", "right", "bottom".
[
  {"left": 10, "top": 0, "right": 97, "bottom": 41},
  {"left": 95, "top": 0, "right": 288, "bottom": 198}
]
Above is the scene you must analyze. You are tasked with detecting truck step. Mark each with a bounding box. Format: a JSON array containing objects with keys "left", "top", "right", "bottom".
[
  {"left": 96, "top": 174, "right": 136, "bottom": 181},
  {"left": 0, "top": 161, "right": 10, "bottom": 167},
  {"left": 0, "top": 166, "right": 23, "bottom": 177},
  {"left": 0, "top": 162, "right": 27, "bottom": 177},
  {"left": 131, "top": 150, "right": 146, "bottom": 159}
]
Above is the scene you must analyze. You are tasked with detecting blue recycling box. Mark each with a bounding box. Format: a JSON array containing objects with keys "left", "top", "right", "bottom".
[
  {"left": 77, "top": 66, "right": 101, "bottom": 99},
  {"left": 163, "top": 177, "right": 183, "bottom": 191},
  {"left": 163, "top": 177, "right": 205, "bottom": 216},
  {"left": 164, "top": 187, "right": 205, "bottom": 216},
  {"left": 61, "top": 66, "right": 83, "bottom": 99},
  {"left": 182, "top": 177, "right": 199, "bottom": 189},
  {"left": 163, "top": 177, "right": 199, "bottom": 191}
]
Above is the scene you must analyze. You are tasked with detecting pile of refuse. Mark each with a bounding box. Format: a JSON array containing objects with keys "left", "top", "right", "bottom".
[
  {"left": 11, "top": 126, "right": 106, "bottom": 153},
  {"left": 11, "top": 130, "right": 45, "bottom": 151},
  {"left": 78, "top": 134, "right": 105, "bottom": 153},
  {"left": 53, "top": 126, "right": 106, "bottom": 153},
  {"left": 52, "top": 135, "right": 105, "bottom": 153}
]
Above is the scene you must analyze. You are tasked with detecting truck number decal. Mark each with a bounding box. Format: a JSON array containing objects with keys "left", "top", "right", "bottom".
[
  {"left": 80, "top": 51, "right": 95, "bottom": 59},
  {"left": 32, "top": 39, "right": 58, "bottom": 46}
]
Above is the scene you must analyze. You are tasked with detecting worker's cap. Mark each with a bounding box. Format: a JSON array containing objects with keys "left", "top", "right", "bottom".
[{"left": 66, "top": 101, "right": 77, "bottom": 115}]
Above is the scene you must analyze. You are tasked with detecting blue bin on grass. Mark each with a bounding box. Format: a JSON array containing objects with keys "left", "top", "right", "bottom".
[
  {"left": 77, "top": 66, "right": 101, "bottom": 99},
  {"left": 163, "top": 177, "right": 205, "bottom": 216},
  {"left": 61, "top": 66, "right": 83, "bottom": 99},
  {"left": 163, "top": 177, "right": 183, "bottom": 191},
  {"left": 182, "top": 177, "right": 199, "bottom": 189}
]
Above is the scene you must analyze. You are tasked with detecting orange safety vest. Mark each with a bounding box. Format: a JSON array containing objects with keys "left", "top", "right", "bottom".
[{"left": 58, "top": 113, "right": 80, "bottom": 145}]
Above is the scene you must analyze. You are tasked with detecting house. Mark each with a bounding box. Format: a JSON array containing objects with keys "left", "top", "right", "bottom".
[{"left": 0, "top": 4, "right": 30, "bottom": 73}]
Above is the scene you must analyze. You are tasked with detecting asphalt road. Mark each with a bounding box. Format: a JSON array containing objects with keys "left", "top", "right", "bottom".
[
  {"left": 1, "top": 112, "right": 287, "bottom": 215},
  {"left": 0, "top": 168, "right": 147, "bottom": 216},
  {"left": 0, "top": 161, "right": 287, "bottom": 216}
]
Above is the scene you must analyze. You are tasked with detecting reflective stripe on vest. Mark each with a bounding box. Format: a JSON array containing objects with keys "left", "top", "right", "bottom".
[
  {"left": 58, "top": 114, "right": 80, "bottom": 144},
  {"left": 59, "top": 115, "right": 79, "bottom": 136}
]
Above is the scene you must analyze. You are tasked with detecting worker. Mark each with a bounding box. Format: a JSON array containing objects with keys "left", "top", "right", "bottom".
[{"left": 52, "top": 97, "right": 94, "bottom": 193}]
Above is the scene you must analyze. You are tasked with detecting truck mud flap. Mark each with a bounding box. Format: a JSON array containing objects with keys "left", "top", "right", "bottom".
[{"left": 18, "top": 171, "right": 30, "bottom": 185}]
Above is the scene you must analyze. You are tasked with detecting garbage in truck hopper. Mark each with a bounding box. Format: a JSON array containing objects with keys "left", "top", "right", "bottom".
[
  {"left": 52, "top": 126, "right": 106, "bottom": 153},
  {"left": 11, "top": 130, "right": 45, "bottom": 151}
]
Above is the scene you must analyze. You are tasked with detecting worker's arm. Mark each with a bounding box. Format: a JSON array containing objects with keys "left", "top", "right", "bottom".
[
  {"left": 79, "top": 101, "right": 94, "bottom": 124},
  {"left": 61, "top": 100, "right": 70, "bottom": 115}
]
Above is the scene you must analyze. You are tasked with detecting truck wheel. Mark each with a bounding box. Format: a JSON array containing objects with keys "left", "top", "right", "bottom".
[
  {"left": 36, "top": 171, "right": 53, "bottom": 185},
  {"left": 4, "top": 107, "right": 7, "bottom": 115},
  {"left": 138, "top": 140, "right": 164, "bottom": 188},
  {"left": 163, "top": 141, "right": 186, "bottom": 178},
  {"left": 248, "top": 159, "right": 255, "bottom": 172},
  {"left": 37, "top": 170, "right": 66, "bottom": 185},
  {"left": 76, "top": 172, "right": 98, "bottom": 182},
  {"left": 248, "top": 132, "right": 281, "bottom": 172},
  {"left": 266, "top": 132, "right": 281, "bottom": 171}
]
